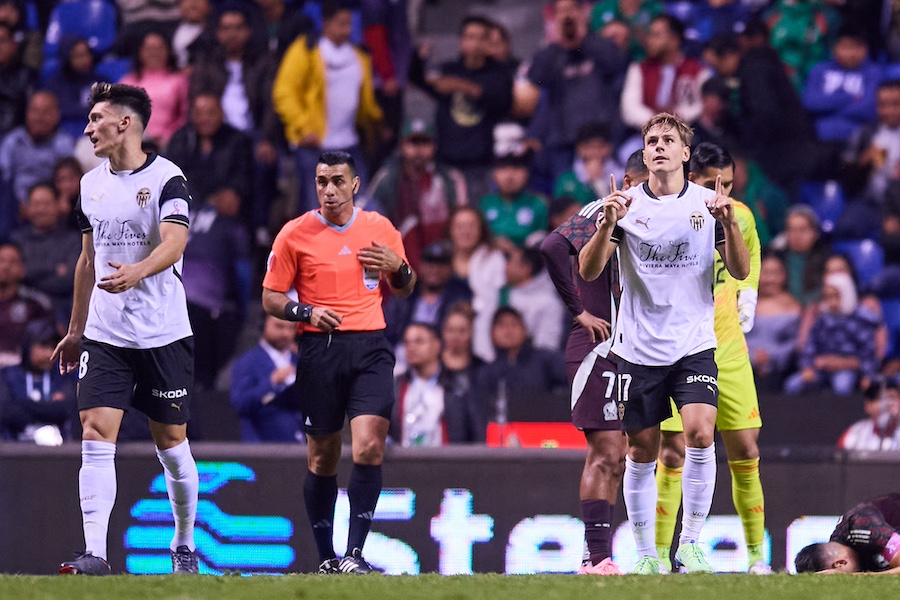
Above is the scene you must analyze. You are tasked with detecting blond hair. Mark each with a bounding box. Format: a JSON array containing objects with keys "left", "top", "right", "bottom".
[{"left": 641, "top": 112, "right": 694, "bottom": 147}]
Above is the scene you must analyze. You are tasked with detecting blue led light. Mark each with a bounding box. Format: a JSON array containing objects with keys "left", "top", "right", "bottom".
[
  {"left": 125, "top": 461, "right": 294, "bottom": 575},
  {"left": 148, "top": 462, "right": 256, "bottom": 494},
  {"left": 131, "top": 499, "right": 292, "bottom": 541}
]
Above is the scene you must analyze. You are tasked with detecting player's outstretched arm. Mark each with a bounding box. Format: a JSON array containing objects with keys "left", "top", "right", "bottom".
[
  {"left": 97, "top": 222, "right": 189, "bottom": 294},
  {"left": 52, "top": 233, "right": 95, "bottom": 374}
]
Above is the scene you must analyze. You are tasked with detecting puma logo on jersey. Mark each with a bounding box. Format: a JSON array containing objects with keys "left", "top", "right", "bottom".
[
  {"left": 635, "top": 217, "right": 650, "bottom": 230},
  {"left": 170, "top": 402, "right": 182, "bottom": 412}
]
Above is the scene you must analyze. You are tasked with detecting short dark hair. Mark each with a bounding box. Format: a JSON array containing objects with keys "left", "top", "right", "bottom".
[
  {"left": 491, "top": 305, "right": 524, "bottom": 328},
  {"left": 863, "top": 375, "right": 900, "bottom": 400},
  {"left": 653, "top": 14, "right": 685, "bottom": 44},
  {"left": 89, "top": 82, "right": 152, "bottom": 130},
  {"left": 53, "top": 156, "right": 84, "bottom": 179},
  {"left": 460, "top": 15, "right": 493, "bottom": 36},
  {"left": 322, "top": 0, "right": 352, "bottom": 22},
  {"left": 794, "top": 543, "right": 830, "bottom": 573},
  {"left": 706, "top": 34, "right": 739, "bottom": 56},
  {"left": 701, "top": 76, "right": 729, "bottom": 100},
  {"left": 879, "top": 79, "right": 900, "bottom": 93},
  {"left": 625, "top": 149, "right": 648, "bottom": 176},
  {"left": 0, "top": 22, "right": 15, "bottom": 42},
  {"left": 445, "top": 300, "right": 475, "bottom": 323},
  {"left": 741, "top": 18, "right": 769, "bottom": 40},
  {"left": 26, "top": 181, "right": 56, "bottom": 201},
  {"left": 575, "top": 122, "right": 611, "bottom": 146},
  {"left": 836, "top": 25, "right": 868, "bottom": 46},
  {"left": 404, "top": 321, "right": 440, "bottom": 340},
  {"left": 317, "top": 150, "right": 357, "bottom": 178},
  {"left": 690, "top": 142, "right": 734, "bottom": 173},
  {"left": 217, "top": 3, "right": 252, "bottom": 26},
  {"left": 518, "top": 247, "right": 545, "bottom": 278}
]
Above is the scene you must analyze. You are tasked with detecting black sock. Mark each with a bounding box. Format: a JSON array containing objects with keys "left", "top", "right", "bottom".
[
  {"left": 346, "top": 463, "right": 382, "bottom": 553},
  {"left": 581, "top": 499, "right": 612, "bottom": 564},
  {"left": 304, "top": 470, "right": 338, "bottom": 561}
]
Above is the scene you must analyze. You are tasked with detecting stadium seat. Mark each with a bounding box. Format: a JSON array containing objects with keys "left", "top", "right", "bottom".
[
  {"left": 832, "top": 239, "right": 886, "bottom": 291},
  {"left": 25, "top": 0, "right": 38, "bottom": 30},
  {"left": 881, "top": 298, "right": 900, "bottom": 358},
  {"left": 42, "top": 0, "right": 118, "bottom": 81},
  {"left": 96, "top": 57, "right": 132, "bottom": 83},
  {"left": 799, "top": 180, "right": 845, "bottom": 233},
  {"left": 884, "top": 63, "right": 900, "bottom": 81}
]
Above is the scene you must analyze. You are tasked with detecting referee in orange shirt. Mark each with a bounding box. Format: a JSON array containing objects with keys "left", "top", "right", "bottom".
[{"left": 263, "top": 151, "right": 416, "bottom": 574}]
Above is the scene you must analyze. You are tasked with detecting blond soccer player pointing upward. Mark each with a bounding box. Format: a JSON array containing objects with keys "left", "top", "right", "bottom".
[{"left": 580, "top": 113, "right": 749, "bottom": 574}]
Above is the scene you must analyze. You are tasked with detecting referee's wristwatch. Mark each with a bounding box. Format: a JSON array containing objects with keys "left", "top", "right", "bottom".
[
  {"left": 391, "top": 261, "right": 413, "bottom": 288},
  {"left": 300, "top": 304, "right": 314, "bottom": 323}
]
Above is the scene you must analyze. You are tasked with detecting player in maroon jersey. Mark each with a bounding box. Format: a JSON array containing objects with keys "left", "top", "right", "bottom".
[
  {"left": 538, "top": 151, "right": 647, "bottom": 575},
  {"left": 795, "top": 493, "right": 900, "bottom": 573}
]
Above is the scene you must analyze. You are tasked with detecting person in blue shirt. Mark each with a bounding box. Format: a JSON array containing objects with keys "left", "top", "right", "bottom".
[
  {"left": 803, "top": 27, "right": 881, "bottom": 174},
  {"left": 0, "top": 319, "right": 76, "bottom": 442},
  {"left": 230, "top": 314, "right": 303, "bottom": 443}
]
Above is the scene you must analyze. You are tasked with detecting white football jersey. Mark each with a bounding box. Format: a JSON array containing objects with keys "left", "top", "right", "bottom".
[
  {"left": 76, "top": 154, "right": 193, "bottom": 349},
  {"left": 610, "top": 181, "right": 723, "bottom": 366}
]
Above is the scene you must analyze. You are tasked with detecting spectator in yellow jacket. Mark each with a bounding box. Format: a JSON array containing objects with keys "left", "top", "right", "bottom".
[{"left": 272, "top": 0, "right": 383, "bottom": 214}]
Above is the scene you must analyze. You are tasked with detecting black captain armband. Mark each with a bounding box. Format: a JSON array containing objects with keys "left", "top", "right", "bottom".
[
  {"left": 390, "top": 262, "right": 413, "bottom": 288},
  {"left": 284, "top": 301, "right": 313, "bottom": 323}
]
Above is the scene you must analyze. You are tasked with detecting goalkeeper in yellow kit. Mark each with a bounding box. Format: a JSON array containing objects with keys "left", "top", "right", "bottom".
[{"left": 655, "top": 142, "right": 770, "bottom": 574}]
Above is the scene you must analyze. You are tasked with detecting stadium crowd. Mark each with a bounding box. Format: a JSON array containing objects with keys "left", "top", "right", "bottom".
[{"left": 1, "top": 0, "right": 900, "bottom": 446}]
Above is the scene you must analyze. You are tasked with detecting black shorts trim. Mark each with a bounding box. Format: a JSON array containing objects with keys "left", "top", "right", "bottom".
[
  {"left": 294, "top": 331, "right": 395, "bottom": 435},
  {"left": 617, "top": 348, "right": 718, "bottom": 431},
  {"left": 77, "top": 337, "right": 194, "bottom": 425}
]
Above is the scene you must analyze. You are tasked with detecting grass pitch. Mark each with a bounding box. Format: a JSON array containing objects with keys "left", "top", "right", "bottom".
[{"left": 0, "top": 573, "right": 894, "bottom": 600}]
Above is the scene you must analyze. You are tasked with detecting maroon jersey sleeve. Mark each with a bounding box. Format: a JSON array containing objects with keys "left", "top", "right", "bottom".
[{"left": 832, "top": 500, "right": 900, "bottom": 571}]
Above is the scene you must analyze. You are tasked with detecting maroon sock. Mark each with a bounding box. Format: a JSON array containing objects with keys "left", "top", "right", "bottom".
[{"left": 581, "top": 499, "right": 612, "bottom": 564}]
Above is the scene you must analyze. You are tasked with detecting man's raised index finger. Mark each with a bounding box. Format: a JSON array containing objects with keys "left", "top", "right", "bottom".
[{"left": 610, "top": 174, "right": 617, "bottom": 194}]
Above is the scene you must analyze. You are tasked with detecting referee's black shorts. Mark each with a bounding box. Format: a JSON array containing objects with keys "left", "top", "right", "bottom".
[{"left": 295, "top": 330, "right": 395, "bottom": 435}]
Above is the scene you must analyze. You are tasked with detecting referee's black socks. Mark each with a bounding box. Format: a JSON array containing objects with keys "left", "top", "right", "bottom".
[
  {"left": 304, "top": 471, "right": 339, "bottom": 561},
  {"left": 346, "top": 464, "right": 382, "bottom": 553}
]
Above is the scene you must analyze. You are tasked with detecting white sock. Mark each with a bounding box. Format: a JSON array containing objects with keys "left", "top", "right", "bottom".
[
  {"left": 80, "top": 440, "right": 117, "bottom": 561},
  {"left": 679, "top": 445, "right": 716, "bottom": 546},
  {"left": 623, "top": 457, "right": 658, "bottom": 558},
  {"left": 156, "top": 439, "right": 199, "bottom": 552}
]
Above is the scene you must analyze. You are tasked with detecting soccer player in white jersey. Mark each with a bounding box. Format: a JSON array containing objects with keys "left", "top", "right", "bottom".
[
  {"left": 579, "top": 113, "right": 750, "bottom": 574},
  {"left": 52, "top": 83, "right": 200, "bottom": 575}
]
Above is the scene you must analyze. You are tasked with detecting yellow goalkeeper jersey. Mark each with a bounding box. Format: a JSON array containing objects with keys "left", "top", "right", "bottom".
[{"left": 713, "top": 200, "right": 761, "bottom": 365}]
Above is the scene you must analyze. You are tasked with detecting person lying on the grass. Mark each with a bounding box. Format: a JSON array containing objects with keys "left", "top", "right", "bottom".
[{"left": 795, "top": 493, "right": 900, "bottom": 573}]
